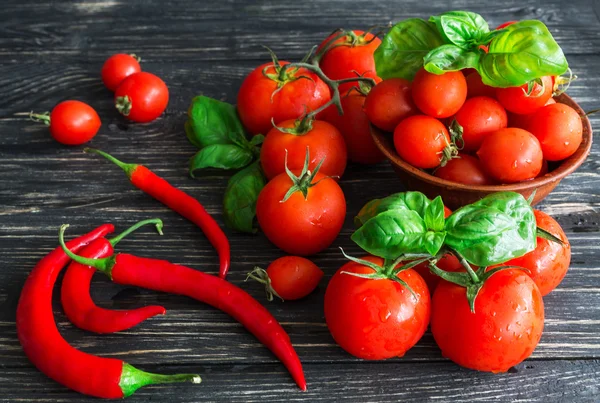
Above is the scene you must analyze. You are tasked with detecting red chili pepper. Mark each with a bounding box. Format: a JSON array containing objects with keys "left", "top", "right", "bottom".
[
  {"left": 59, "top": 225, "right": 307, "bottom": 391},
  {"left": 61, "top": 219, "right": 167, "bottom": 334},
  {"left": 85, "top": 148, "right": 231, "bottom": 279},
  {"left": 17, "top": 224, "right": 201, "bottom": 399}
]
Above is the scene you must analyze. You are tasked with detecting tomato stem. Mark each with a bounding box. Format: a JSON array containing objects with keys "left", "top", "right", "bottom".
[
  {"left": 280, "top": 147, "right": 325, "bottom": 202},
  {"left": 116, "top": 96, "right": 133, "bottom": 116},
  {"left": 29, "top": 111, "right": 51, "bottom": 126},
  {"left": 455, "top": 251, "right": 480, "bottom": 283},
  {"left": 245, "top": 267, "right": 283, "bottom": 302}
]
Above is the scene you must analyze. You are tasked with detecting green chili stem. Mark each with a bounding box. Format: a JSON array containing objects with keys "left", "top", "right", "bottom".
[
  {"left": 59, "top": 224, "right": 115, "bottom": 277},
  {"left": 109, "top": 218, "right": 164, "bottom": 246},
  {"left": 84, "top": 148, "right": 138, "bottom": 178},
  {"left": 119, "top": 363, "right": 201, "bottom": 398}
]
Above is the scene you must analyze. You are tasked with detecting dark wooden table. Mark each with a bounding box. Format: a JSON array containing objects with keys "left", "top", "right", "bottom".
[{"left": 1, "top": 1, "right": 600, "bottom": 401}]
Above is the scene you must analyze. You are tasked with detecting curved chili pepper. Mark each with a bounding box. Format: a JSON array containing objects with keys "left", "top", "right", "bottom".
[
  {"left": 85, "top": 148, "right": 231, "bottom": 279},
  {"left": 61, "top": 219, "right": 167, "bottom": 334},
  {"left": 17, "top": 224, "right": 201, "bottom": 399},
  {"left": 59, "top": 225, "right": 307, "bottom": 391}
]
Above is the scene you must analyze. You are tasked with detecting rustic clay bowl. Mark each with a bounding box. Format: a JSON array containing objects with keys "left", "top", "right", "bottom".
[{"left": 371, "top": 93, "right": 593, "bottom": 210}]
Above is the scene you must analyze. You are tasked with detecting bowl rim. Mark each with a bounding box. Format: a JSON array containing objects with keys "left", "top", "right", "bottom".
[{"left": 370, "top": 93, "right": 593, "bottom": 193}]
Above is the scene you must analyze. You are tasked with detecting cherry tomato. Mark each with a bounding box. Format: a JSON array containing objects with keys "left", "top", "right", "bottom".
[
  {"left": 237, "top": 61, "right": 331, "bottom": 136},
  {"left": 507, "top": 97, "right": 556, "bottom": 130},
  {"left": 432, "top": 269, "right": 544, "bottom": 372},
  {"left": 261, "top": 120, "right": 347, "bottom": 180},
  {"left": 454, "top": 96, "right": 508, "bottom": 152},
  {"left": 320, "top": 93, "right": 384, "bottom": 164},
  {"left": 413, "top": 254, "right": 462, "bottom": 294},
  {"left": 528, "top": 103, "right": 583, "bottom": 161},
  {"left": 115, "top": 72, "right": 169, "bottom": 123},
  {"left": 434, "top": 154, "right": 494, "bottom": 185},
  {"left": 412, "top": 69, "right": 467, "bottom": 118},
  {"left": 496, "top": 76, "right": 553, "bottom": 115},
  {"left": 256, "top": 170, "right": 346, "bottom": 256},
  {"left": 32, "top": 100, "right": 101, "bottom": 145},
  {"left": 394, "top": 115, "right": 450, "bottom": 169},
  {"left": 318, "top": 30, "right": 381, "bottom": 94},
  {"left": 325, "top": 256, "right": 430, "bottom": 360},
  {"left": 101, "top": 54, "right": 141, "bottom": 92},
  {"left": 252, "top": 256, "right": 324, "bottom": 301},
  {"left": 503, "top": 210, "right": 571, "bottom": 296},
  {"left": 496, "top": 21, "right": 517, "bottom": 30},
  {"left": 465, "top": 72, "right": 496, "bottom": 99},
  {"left": 364, "top": 78, "right": 418, "bottom": 132},
  {"left": 444, "top": 206, "right": 452, "bottom": 218},
  {"left": 477, "top": 128, "right": 543, "bottom": 183}
]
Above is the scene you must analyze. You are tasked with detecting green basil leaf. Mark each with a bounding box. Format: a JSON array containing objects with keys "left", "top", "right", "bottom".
[
  {"left": 189, "top": 144, "right": 254, "bottom": 175},
  {"left": 477, "top": 20, "right": 568, "bottom": 87},
  {"left": 425, "top": 196, "right": 445, "bottom": 232},
  {"left": 223, "top": 161, "right": 266, "bottom": 233},
  {"left": 351, "top": 209, "right": 444, "bottom": 259},
  {"left": 374, "top": 18, "right": 444, "bottom": 80},
  {"left": 185, "top": 120, "right": 202, "bottom": 149},
  {"left": 249, "top": 134, "right": 265, "bottom": 147},
  {"left": 187, "top": 96, "right": 246, "bottom": 148},
  {"left": 355, "top": 191, "right": 432, "bottom": 227},
  {"left": 423, "top": 44, "right": 480, "bottom": 74},
  {"left": 430, "top": 11, "right": 489, "bottom": 49}
]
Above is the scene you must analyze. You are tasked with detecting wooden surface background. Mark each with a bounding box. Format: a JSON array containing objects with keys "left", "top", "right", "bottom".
[{"left": 1, "top": 0, "right": 600, "bottom": 401}]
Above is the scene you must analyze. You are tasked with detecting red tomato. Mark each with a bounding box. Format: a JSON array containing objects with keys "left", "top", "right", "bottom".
[
  {"left": 496, "top": 21, "right": 517, "bottom": 30},
  {"left": 256, "top": 170, "right": 346, "bottom": 255},
  {"left": 263, "top": 256, "right": 324, "bottom": 300},
  {"left": 115, "top": 72, "right": 169, "bottom": 123},
  {"left": 318, "top": 30, "right": 381, "bottom": 94},
  {"left": 503, "top": 210, "right": 571, "bottom": 296},
  {"left": 431, "top": 269, "right": 544, "bottom": 372},
  {"left": 101, "top": 54, "right": 141, "bottom": 92},
  {"left": 465, "top": 72, "right": 496, "bottom": 99},
  {"left": 454, "top": 96, "right": 508, "bottom": 152},
  {"left": 320, "top": 93, "right": 385, "bottom": 164},
  {"left": 443, "top": 206, "right": 452, "bottom": 218},
  {"left": 508, "top": 97, "right": 557, "bottom": 130},
  {"left": 496, "top": 76, "right": 553, "bottom": 115},
  {"left": 537, "top": 160, "right": 549, "bottom": 177},
  {"left": 394, "top": 115, "right": 451, "bottom": 169},
  {"left": 33, "top": 100, "right": 101, "bottom": 145},
  {"left": 434, "top": 154, "right": 494, "bottom": 185},
  {"left": 363, "top": 78, "right": 418, "bottom": 132},
  {"left": 237, "top": 61, "right": 331, "bottom": 136},
  {"left": 260, "top": 120, "right": 347, "bottom": 180},
  {"left": 477, "top": 128, "right": 543, "bottom": 183},
  {"left": 325, "top": 256, "right": 430, "bottom": 359},
  {"left": 528, "top": 103, "right": 583, "bottom": 161},
  {"left": 412, "top": 69, "right": 467, "bottom": 118},
  {"left": 413, "top": 254, "right": 462, "bottom": 294}
]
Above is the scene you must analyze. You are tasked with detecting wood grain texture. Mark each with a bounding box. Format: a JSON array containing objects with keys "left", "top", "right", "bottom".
[{"left": 1, "top": 0, "right": 600, "bottom": 401}]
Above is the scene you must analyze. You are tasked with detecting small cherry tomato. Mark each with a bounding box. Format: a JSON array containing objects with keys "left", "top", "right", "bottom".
[
  {"left": 325, "top": 256, "right": 430, "bottom": 360},
  {"left": 101, "top": 54, "right": 142, "bottom": 92},
  {"left": 507, "top": 97, "right": 557, "bottom": 130},
  {"left": 528, "top": 103, "right": 583, "bottom": 161},
  {"left": 465, "top": 72, "right": 496, "bottom": 99},
  {"left": 247, "top": 256, "right": 324, "bottom": 301},
  {"left": 454, "top": 96, "right": 508, "bottom": 152},
  {"left": 477, "top": 128, "right": 543, "bottom": 183},
  {"left": 364, "top": 78, "right": 418, "bottom": 132},
  {"left": 434, "top": 154, "right": 494, "bottom": 185},
  {"left": 503, "top": 210, "right": 571, "bottom": 296},
  {"left": 413, "top": 254, "right": 462, "bottom": 294},
  {"left": 260, "top": 119, "right": 347, "bottom": 180},
  {"left": 394, "top": 115, "right": 451, "bottom": 169},
  {"left": 115, "top": 72, "right": 169, "bottom": 123},
  {"left": 496, "top": 76, "right": 553, "bottom": 115},
  {"left": 412, "top": 69, "right": 467, "bottom": 118},
  {"left": 31, "top": 100, "right": 101, "bottom": 145}
]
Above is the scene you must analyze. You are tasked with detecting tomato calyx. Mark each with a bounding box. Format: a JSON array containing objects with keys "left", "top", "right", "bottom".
[
  {"left": 115, "top": 95, "right": 133, "bottom": 116},
  {"left": 261, "top": 47, "right": 315, "bottom": 93},
  {"left": 245, "top": 267, "right": 283, "bottom": 302},
  {"left": 438, "top": 131, "right": 460, "bottom": 167},
  {"left": 29, "top": 111, "right": 51, "bottom": 126},
  {"left": 553, "top": 68, "right": 576, "bottom": 96},
  {"left": 129, "top": 53, "right": 142, "bottom": 63},
  {"left": 448, "top": 119, "right": 465, "bottom": 151},
  {"left": 280, "top": 147, "right": 327, "bottom": 202}
]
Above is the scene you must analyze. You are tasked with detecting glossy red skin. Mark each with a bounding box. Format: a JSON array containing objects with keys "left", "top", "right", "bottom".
[
  {"left": 434, "top": 154, "right": 494, "bottom": 185},
  {"left": 443, "top": 206, "right": 452, "bottom": 218},
  {"left": 49, "top": 100, "right": 101, "bottom": 145},
  {"left": 465, "top": 72, "right": 496, "bottom": 99},
  {"left": 324, "top": 256, "right": 431, "bottom": 360},
  {"left": 507, "top": 97, "right": 556, "bottom": 130},
  {"left": 496, "top": 76, "right": 553, "bottom": 115},
  {"left": 504, "top": 210, "right": 571, "bottom": 296},
  {"left": 496, "top": 21, "right": 517, "bottom": 30},
  {"left": 319, "top": 30, "right": 381, "bottom": 94},
  {"left": 394, "top": 115, "right": 450, "bottom": 169},
  {"left": 431, "top": 269, "right": 544, "bottom": 372},
  {"left": 364, "top": 78, "right": 418, "bottom": 132},
  {"left": 477, "top": 128, "right": 543, "bottom": 183},
  {"left": 61, "top": 238, "right": 166, "bottom": 334},
  {"left": 528, "top": 103, "right": 583, "bottom": 161},
  {"left": 256, "top": 170, "right": 346, "bottom": 255},
  {"left": 321, "top": 93, "right": 385, "bottom": 164},
  {"left": 115, "top": 72, "right": 169, "bottom": 122},
  {"left": 413, "top": 254, "right": 462, "bottom": 294},
  {"left": 454, "top": 96, "right": 508, "bottom": 152},
  {"left": 237, "top": 61, "right": 331, "bottom": 135},
  {"left": 101, "top": 54, "right": 141, "bottom": 92},
  {"left": 261, "top": 119, "right": 347, "bottom": 180},
  {"left": 266, "top": 256, "right": 324, "bottom": 300},
  {"left": 412, "top": 69, "right": 467, "bottom": 118}
]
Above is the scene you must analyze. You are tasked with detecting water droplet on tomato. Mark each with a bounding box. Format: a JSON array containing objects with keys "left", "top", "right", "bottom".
[{"left": 379, "top": 309, "right": 392, "bottom": 322}]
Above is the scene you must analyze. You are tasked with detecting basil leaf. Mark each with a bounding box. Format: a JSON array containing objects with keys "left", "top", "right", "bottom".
[
  {"left": 223, "top": 162, "right": 266, "bottom": 233},
  {"left": 185, "top": 120, "right": 202, "bottom": 149},
  {"left": 424, "top": 44, "right": 480, "bottom": 74},
  {"left": 477, "top": 20, "right": 568, "bottom": 87},
  {"left": 351, "top": 209, "right": 444, "bottom": 259},
  {"left": 355, "top": 191, "right": 432, "bottom": 227},
  {"left": 374, "top": 18, "right": 444, "bottom": 80},
  {"left": 430, "top": 11, "right": 489, "bottom": 49},
  {"left": 189, "top": 144, "right": 254, "bottom": 176},
  {"left": 187, "top": 96, "right": 246, "bottom": 148},
  {"left": 425, "top": 196, "right": 445, "bottom": 232}
]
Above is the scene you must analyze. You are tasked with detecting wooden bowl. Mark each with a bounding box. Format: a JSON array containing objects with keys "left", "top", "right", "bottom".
[{"left": 371, "top": 93, "right": 593, "bottom": 210}]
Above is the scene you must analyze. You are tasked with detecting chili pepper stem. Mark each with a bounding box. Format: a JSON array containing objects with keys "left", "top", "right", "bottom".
[
  {"left": 59, "top": 224, "right": 116, "bottom": 278},
  {"left": 119, "top": 363, "right": 201, "bottom": 398},
  {"left": 109, "top": 218, "right": 164, "bottom": 246},
  {"left": 84, "top": 148, "right": 138, "bottom": 178}
]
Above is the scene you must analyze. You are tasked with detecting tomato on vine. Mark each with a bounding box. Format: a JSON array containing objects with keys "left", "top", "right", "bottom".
[
  {"left": 115, "top": 72, "right": 169, "bottom": 123},
  {"left": 101, "top": 54, "right": 142, "bottom": 92},
  {"left": 30, "top": 100, "right": 101, "bottom": 145}
]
